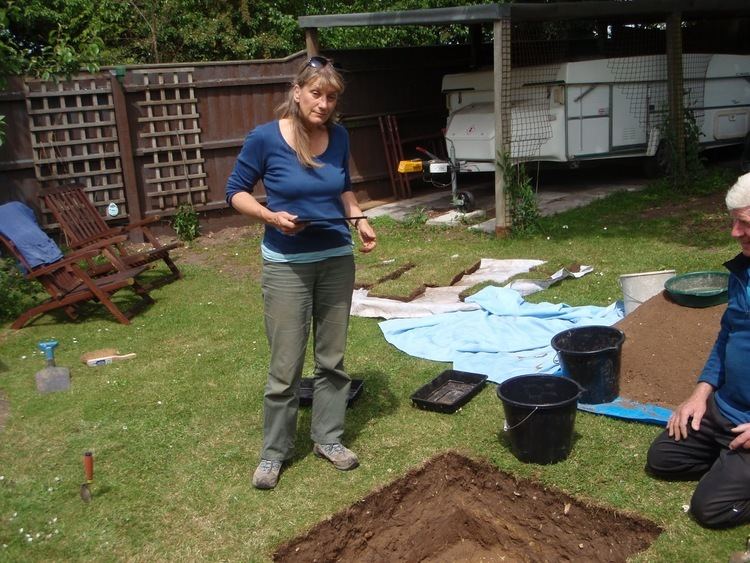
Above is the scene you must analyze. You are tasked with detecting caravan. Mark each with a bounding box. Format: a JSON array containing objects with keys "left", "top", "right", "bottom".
[{"left": 441, "top": 53, "right": 750, "bottom": 174}]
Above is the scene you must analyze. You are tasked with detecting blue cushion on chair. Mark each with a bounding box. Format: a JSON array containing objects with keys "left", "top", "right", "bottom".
[{"left": 0, "top": 202, "right": 64, "bottom": 270}]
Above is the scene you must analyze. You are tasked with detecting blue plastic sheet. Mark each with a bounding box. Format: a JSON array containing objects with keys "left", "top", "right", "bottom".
[{"left": 577, "top": 397, "right": 671, "bottom": 425}]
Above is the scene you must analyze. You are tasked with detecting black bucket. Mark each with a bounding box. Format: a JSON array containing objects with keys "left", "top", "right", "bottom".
[
  {"left": 496, "top": 375, "right": 582, "bottom": 464},
  {"left": 551, "top": 325, "right": 625, "bottom": 404}
]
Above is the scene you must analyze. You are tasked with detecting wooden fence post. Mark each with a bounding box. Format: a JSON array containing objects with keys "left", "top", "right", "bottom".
[
  {"left": 110, "top": 71, "right": 145, "bottom": 240},
  {"left": 493, "top": 18, "right": 511, "bottom": 236},
  {"left": 666, "top": 10, "right": 686, "bottom": 180},
  {"left": 305, "top": 29, "right": 320, "bottom": 57}
]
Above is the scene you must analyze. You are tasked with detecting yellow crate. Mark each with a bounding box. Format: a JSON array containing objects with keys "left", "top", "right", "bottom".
[{"left": 397, "top": 160, "right": 423, "bottom": 174}]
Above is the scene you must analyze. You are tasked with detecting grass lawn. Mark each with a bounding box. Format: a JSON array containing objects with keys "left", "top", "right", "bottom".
[{"left": 0, "top": 169, "right": 747, "bottom": 561}]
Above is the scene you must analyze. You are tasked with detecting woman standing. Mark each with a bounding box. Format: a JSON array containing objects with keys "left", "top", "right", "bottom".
[{"left": 226, "top": 56, "right": 376, "bottom": 490}]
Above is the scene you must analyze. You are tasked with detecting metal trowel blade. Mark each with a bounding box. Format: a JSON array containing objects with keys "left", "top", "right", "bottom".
[
  {"left": 729, "top": 537, "right": 750, "bottom": 563},
  {"left": 80, "top": 483, "right": 91, "bottom": 503}
]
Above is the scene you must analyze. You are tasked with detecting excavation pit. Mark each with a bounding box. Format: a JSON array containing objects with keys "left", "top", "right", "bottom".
[{"left": 274, "top": 451, "right": 661, "bottom": 562}]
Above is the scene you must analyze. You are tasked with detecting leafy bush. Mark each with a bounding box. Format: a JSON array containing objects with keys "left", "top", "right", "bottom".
[
  {"left": 498, "top": 151, "right": 541, "bottom": 235},
  {"left": 172, "top": 203, "right": 201, "bottom": 242},
  {"left": 658, "top": 108, "right": 705, "bottom": 189},
  {"left": 402, "top": 207, "right": 429, "bottom": 228},
  {"left": 0, "top": 256, "right": 43, "bottom": 322}
]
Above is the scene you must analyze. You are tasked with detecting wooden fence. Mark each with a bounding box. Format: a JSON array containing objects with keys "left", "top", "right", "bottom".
[{"left": 0, "top": 46, "right": 473, "bottom": 233}]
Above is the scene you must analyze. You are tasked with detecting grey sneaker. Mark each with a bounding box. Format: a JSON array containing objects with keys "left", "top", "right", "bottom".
[
  {"left": 252, "top": 459, "right": 282, "bottom": 489},
  {"left": 313, "top": 443, "right": 359, "bottom": 471}
]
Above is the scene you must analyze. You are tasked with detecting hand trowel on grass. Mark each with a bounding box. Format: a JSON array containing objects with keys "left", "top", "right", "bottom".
[
  {"left": 35, "top": 340, "right": 70, "bottom": 393},
  {"left": 80, "top": 451, "right": 94, "bottom": 503}
]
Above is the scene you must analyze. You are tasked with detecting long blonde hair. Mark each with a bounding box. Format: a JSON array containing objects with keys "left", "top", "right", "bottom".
[{"left": 276, "top": 58, "right": 345, "bottom": 168}]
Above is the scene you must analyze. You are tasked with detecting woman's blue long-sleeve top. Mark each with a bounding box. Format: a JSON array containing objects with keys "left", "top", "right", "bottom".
[
  {"left": 225, "top": 121, "right": 353, "bottom": 255},
  {"left": 698, "top": 252, "right": 750, "bottom": 424}
]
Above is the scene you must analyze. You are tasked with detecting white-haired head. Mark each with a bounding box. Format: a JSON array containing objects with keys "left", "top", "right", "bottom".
[{"left": 726, "top": 172, "right": 750, "bottom": 210}]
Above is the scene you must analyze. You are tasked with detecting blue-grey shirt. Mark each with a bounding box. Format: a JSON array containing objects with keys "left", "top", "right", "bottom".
[{"left": 225, "top": 121, "right": 353, "bottom": 256}]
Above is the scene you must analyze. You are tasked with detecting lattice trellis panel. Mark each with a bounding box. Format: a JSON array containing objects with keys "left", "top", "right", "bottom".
[
  {"left": 24, "top": 76, "right": 128, "bottom": 221},
  {"left": 133, "top": 68, "right": 208, "bottom": 211}
]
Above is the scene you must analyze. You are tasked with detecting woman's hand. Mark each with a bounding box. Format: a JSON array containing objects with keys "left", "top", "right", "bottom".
[
  {"left": 355, "top": 219, "right": 376, "bottom": 253},
  {"left": 666, "top": 382, "right": 713, "bottom": 441},
  {"left": 268, "top": 211, "right": 306, "bottom": 235},
  {"left": 340, "top": 192, "right": 375, "bottom": 251},
  {"left": 229, "top": 192, "right": 305, "bottom": 235}
]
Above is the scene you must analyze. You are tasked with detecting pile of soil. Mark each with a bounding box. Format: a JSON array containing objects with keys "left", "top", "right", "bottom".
[
  {"left": 274, "top": 451, "right": 661, "bottom": 562},
  {"left": 616, "top": 291, "right": 725, "bottom": 409}
]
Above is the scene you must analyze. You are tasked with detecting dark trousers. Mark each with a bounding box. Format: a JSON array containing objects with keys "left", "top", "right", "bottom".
[{"left": 646, "top": 394, "right": 750, "bottom": 528}]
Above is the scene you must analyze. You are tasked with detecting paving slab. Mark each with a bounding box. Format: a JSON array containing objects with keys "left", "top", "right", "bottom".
[{"left": 367, "top": 168, "right": 649, "bottom": 229}]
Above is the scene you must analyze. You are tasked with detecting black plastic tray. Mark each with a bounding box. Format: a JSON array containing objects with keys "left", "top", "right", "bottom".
[
  {"left": 410, "top": 370, "right": 487, "bottom": 414},
  {"left": 299, "top": 378, "right": 363, "bottom": 407}
]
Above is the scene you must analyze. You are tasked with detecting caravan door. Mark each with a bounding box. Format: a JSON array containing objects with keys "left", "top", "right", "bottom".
[
  {"left": 566, "top": 84, "right": 610, "bottom": 158},
  {"left": 612, "top": 83, "right": 649, "bottom": 149}
]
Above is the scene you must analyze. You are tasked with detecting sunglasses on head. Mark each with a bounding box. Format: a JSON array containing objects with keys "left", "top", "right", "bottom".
[{"left": 305, "top": 56, "right": 330, "bottom": 69}]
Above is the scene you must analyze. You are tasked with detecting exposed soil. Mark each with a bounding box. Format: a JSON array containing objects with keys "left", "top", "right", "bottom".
[
  {"left": 616, "top": 290, "right": 725, "bottom": 409},
  {"left": 273, "top": 451, "right": 661, "bottom": 562},
  {"left": 169, "top": 225, "right": 264, "bottom": 278},
  {"left": 611, "top": 153, "right": 733, "bottom": 410}
]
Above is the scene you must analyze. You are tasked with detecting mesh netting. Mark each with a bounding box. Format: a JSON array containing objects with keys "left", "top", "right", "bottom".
[
  {"left": 508, "top": 23, "right": 568, "bottom": 161},
  {"left": 507, "top": 20, "right": 718, "bottom": 162},
  {"left": 667, "top": 272, "right": 729, "bottom": 294}
]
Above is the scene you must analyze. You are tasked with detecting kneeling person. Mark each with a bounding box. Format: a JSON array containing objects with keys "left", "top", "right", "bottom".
[{"left": 646, "top": 172, "right": 750, "bottom": 528}]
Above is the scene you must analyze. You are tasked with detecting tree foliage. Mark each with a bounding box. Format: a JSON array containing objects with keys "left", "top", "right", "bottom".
[
  {"left": 0, "top": 0, "right": 101, "bottom": 144},
  {"left": 1, "top": 0, "right": 103, "bottom": 80},
  {"left": 92, "top": 0, "right": 307, "bottom": 64},
  {"left": 1, "top": 0, "right": 499, "bottom": 73},
  {"left": 94, "top": 0, "right": 496, "bottom": 63},
  {"left": 308, "top": 0, "right": 497, "bottom": 49}
]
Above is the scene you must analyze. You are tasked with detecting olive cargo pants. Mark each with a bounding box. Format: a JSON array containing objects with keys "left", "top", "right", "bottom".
[{"left": 260, "top": 255, "right": 355, "bottom": 461}]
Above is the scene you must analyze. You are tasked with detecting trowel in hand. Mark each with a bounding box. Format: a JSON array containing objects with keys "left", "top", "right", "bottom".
[{"left": 35, "top": 340, "right": 70, "bottom": 393}]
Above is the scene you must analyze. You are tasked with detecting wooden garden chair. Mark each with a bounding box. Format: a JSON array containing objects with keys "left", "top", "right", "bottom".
[
  {"left": 40, "top": 185, "right": 183, "bottom": 290},
  {"left": 0, "top": 201, "right": 154, "bottom": 329}
]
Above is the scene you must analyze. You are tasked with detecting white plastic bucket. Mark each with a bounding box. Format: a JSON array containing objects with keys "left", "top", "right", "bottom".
[{"left": 618, "top": 270, "right": 676, "bottom": 315}]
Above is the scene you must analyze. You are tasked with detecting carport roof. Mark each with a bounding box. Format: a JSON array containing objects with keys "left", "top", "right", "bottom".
[
  {"left": 298, "top": 0, "right": 750, "bottom": 28},
  {"left": 298, "top": 0, "right": 750, "bottom": 235}
]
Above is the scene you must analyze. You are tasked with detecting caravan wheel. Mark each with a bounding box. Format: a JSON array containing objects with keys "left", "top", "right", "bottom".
[
  {"left": 643, "top": 142, "right": 669, "bottom": 178},
  {"left": 741, "top": 133, "right": 750, "bottom": 174},
  {"left": 455, "top": 191, "right": 475, "bottom": 212}
]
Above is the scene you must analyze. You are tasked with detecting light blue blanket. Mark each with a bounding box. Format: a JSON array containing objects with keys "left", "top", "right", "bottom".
[
  {"left": 380, "top": 286, "right": 671, "bottom": 425},
  {"left": 0, "top": 201, "right": 63, "bottom": 270}
]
